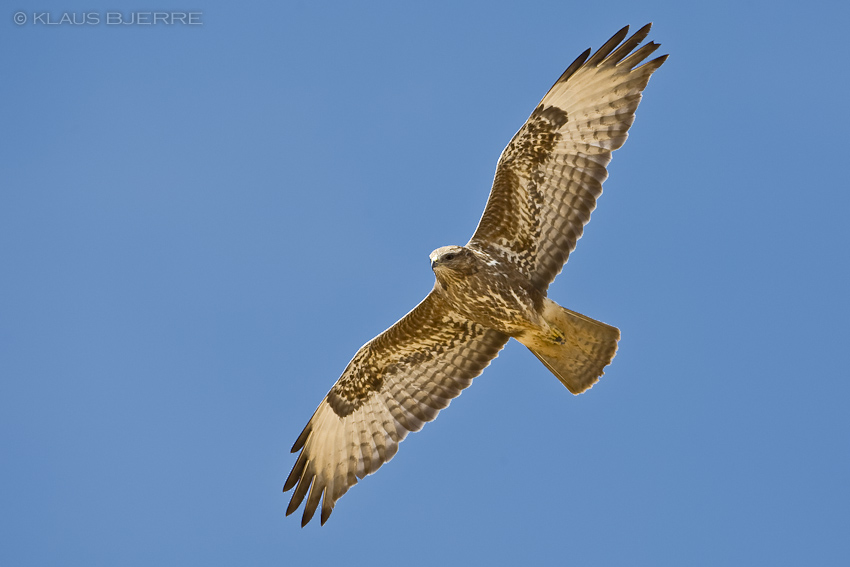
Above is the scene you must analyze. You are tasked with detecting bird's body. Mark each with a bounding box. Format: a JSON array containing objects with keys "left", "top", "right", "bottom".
[
  {"left": 430, "top": 243, "right": 621, "bottom": 395},
  {"left": 285, "top": 24, "right": 667, "bottom": 526},
  {"left": 431, "top": 245, "right": 544, "bottom": 337}
]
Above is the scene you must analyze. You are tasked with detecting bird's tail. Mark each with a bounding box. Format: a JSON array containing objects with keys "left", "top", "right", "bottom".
[{"left": 518, "top": 298, "right": 620, "bottom": 394}]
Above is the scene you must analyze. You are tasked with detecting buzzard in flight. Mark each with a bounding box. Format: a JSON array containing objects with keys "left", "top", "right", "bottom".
[{"left": 285, "top": 24, "right": 666, "bottom": 526}]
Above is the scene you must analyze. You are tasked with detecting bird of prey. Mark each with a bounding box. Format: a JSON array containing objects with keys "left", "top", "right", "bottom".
[{"left": 285, "top": 24, "right": 666, "bottom": 526}]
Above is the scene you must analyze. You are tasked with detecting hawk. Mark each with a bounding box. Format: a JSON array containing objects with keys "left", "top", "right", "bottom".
[{"left": 285, "top": 24, "right": 666, "bottom": 526}]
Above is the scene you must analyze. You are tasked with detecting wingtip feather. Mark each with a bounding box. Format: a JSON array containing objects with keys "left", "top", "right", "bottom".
[
  {"left": 637, "top": 53, "right": 669, "bottom": 74},
  {"left": 554, "top": 47, "right": 591, "bottom": 85},
  {"left": 301, "top": 490, "right": 321, "bottom": 527},
  {"left": 286, "top": 464, "right": 313, "bottom": 516},
  {"left": 283, "top": 449, "right": 308, "bottom": 492},
  {"left": 291, "top": 422, "right": 312, "bottom": 453},
  {"left": 587, "top": 25, "right": 630, "bottom": 66},
  {"left": 608, "top": 23, "right": 655, "bottom": 65},
  {"left": 634, "top": 22, "right": 653, "bottom": 41}
]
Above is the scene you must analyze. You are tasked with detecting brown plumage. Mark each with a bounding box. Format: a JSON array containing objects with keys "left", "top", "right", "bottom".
[{"left": 285, "top": 24, "right": 667, "bottom": 526}]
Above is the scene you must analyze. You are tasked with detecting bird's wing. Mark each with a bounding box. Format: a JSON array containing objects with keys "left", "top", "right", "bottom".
[
  {"left": 468, "top": 24, "right": 667, "bottom": 291},
  {"left": 284, "top": 291, "right": 508, "bottom": 526}
]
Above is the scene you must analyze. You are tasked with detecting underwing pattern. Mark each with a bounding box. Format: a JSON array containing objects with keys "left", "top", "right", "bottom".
[{"left": 285, "top": 24, "right": 667, "bottom": 526}]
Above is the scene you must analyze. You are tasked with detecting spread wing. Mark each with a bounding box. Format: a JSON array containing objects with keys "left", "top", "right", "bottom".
[
  {"left": 468, "top": 24, "right": 667, "bottom": 291},
  {"left": 284, "top": 291, "right": 508, "bottom": 526}
]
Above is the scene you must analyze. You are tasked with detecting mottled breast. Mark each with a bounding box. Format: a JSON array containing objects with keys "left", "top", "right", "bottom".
[{"left": 431, "top": 245, "right": 543, "bottom": 336}]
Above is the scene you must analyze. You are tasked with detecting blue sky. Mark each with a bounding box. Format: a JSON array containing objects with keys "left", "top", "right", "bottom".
[{"left": 2, "top": 0, "right": 849, "bottom": 564}]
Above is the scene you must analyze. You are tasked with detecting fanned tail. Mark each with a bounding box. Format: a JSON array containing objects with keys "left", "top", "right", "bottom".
[{"left": 519, "top": 299, "right": 620, "bottom": 394}]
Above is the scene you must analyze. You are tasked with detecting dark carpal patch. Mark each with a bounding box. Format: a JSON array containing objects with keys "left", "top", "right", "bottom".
[
  {"left": 470, "top": 104, "right": 568, "bottom": 277},
  {"left": 327, "top": 349, "right": 383, "bottom": 417},
  {"left": 326, "top": 307, "right": 483, "bottom": 418},
  {"left": 512, "top": 104, "right": 568, "bottom": 169}
]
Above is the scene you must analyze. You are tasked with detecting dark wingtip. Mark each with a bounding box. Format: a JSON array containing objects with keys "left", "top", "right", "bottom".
[
  {"left": 587, "top": 25, "right": 630, "bottom": 66},
  {"left": 283, "top": 450, "right": 307, "bottom": 492},
  {"left": 282, "top": 471, "right": 297, "bottom": 493},
  {"left": 614, "top": 24, "right": 631, "bottom": 39},
  {"left": 554, "top": 47, "right": 591, "bottom": 86},
  {"left": 291, "top": 422, "right": 311, "bottom": 453},
  {"left": 642, "top": 53, "right": 669, "bottom": 72},
  {"left": 320, "top": 505, "right": 332, "bottom": 525},
  {"left": 285, "top": 467, "right": 312, "bottom": 517},
  {"left": 301, "top": 502, "right": 318, "bottom": 527},
  {"left": 617, "top": 41, "right": 661, "bottom": 69},
  {"left": 635, "top": 22, "right": 653, "bottom": 38}
]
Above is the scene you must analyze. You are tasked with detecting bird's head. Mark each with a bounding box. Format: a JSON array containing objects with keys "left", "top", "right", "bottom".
[{"left": 430, "top": 245, "right": 479, "bottom": 279}]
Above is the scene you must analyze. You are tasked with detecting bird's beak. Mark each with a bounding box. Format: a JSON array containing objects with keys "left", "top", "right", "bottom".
[{"left": 431, "top": 259, "right": 438, "bottom": 269}]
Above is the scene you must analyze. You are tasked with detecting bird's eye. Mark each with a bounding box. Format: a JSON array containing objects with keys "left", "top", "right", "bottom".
[{"left": 444, "top": 253, "right": 456, "bottom": 261}]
